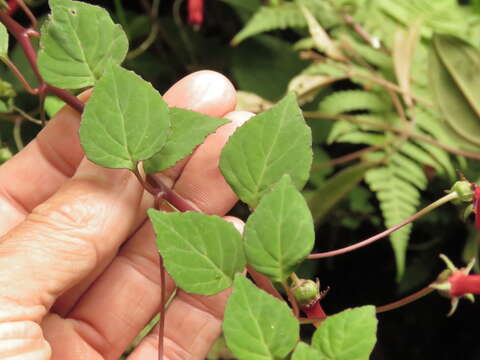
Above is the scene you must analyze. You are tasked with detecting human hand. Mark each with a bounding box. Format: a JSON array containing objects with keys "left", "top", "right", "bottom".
[{"left": 0, "top": 70, "right": 252, "bottom": 359}]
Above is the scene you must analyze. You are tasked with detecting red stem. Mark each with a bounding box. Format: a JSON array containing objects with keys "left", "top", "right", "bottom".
[
  {"left": 376, "top": 286, "right": 433, "bottom": 313},
  {"left": 0, "top": 11, "right": 84, "bottom": 113},
  {"left": 247, "top": 266, "right": 284, "bottom": 301},
  {"left": 158, "top": 255, "right": 166, "bottom": 360},
  {"left": 449, "top": 273, "right": 480, "bottom": 297}
]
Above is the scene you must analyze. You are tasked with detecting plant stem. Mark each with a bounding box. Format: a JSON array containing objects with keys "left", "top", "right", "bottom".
[
  {"left": 304, "top": 111, "right": 480, "bottom": 161},
  {"left": 311, "top": 143, "right": 387, "bottom": 170},
  {"left": 0, "top": 11, "right": 84, "bottom": 113},
  {"left": 12, "top": 105, "right": 41, "bottom": 125},
  {"left": 376, "top": 285, "right": 434, "bottom": 313},
  {"left": 13, "top": 117, "right": 23, "bottom": 150},
  {"left": 247, "top": 266, "right": 284, "bottom": 301},
  {"left": 308, "top": 191, "right": 459, "bottom": 259},
  {"left": 282, "top": 281, "right": 300, "bottom": 318},
  {"left": 158, "top": 254, "right": 166, "bottom": 360},
  {"left": 290, "top": 272, "right": 302, "bottom": 287},
  {"left": 0, "top": 56, "right": 38, "bottom": 94}
]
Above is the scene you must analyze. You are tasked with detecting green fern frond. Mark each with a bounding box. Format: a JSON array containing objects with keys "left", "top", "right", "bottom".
[
  {"left": 365, "top": 163, "right": 424, "bottom": 279},
  {"left": 339, "top": 34, "right": 392, "bottom": 70},
  {"left": 319, "top": 90, "right": 390, "bottom": 114},
  {"left": 336, "top": 131, "right": 385, "bottom": 146},
  {"left": 232, "top": 0, "right": 336, "bottom": 45},
  {"left": 302, "top": 62, "right": 345, "bottom": 78},
  {"left": 390, "top": 153, "right": 427, "bottom": 189},
  {"left": 396, "top": 142, "right": 443, "bottom": 175},
  {"left": 377, "top": 0, "right": 469, "bottom": 38}
]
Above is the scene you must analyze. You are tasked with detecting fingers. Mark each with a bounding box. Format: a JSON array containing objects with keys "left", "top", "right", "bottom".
[
  {"left": 43, "top": 109, "right": 252, "bottom": 358},
  {"left": 50, "top": 71, "right": 237, "bottom": 315},
  {"left": 128, "top": 216, "right": 245, "bottom": 360},
  {"left": 0, "top": 160, "right": 143, "bottom": 319},
  {"left": 0, "top": 70, "right": 236, "bottom": 237},
  {"left": 170, "top": 110, "right": 253, "bottom": 215},
  {"left": 0, "top": 91, "right": 90, "bottom": 236}
]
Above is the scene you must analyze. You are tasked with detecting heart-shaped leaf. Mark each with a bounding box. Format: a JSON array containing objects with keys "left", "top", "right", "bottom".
[
  {"left": 79, "top": 65, "right": 170, "bottom": 170},
  {"left": 149, "top": 210, "right": 245, "bottom": 295},
  {"left": 223, "top": 275, "right": 299, "bottom": 360},
  {"left": 144, "top": 108, "right": 228, "bottom": 173},
  {"left": 244, "top": 174, "right": 315, "bottom": 282},
  {"left": 312, "top": 306, "right": 378, "bottom": 360},
  {"left": 38, "top": 0, "right": 128, "bottom": 89},
  {"left": 220, "top": 92, "right": 312, "bottom": 208}
]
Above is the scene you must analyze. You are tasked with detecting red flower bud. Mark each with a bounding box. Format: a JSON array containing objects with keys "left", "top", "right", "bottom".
[
  {"left": 449, "top": 273, "right": 480, "bottom": 297},
  {"left": 188, "top": 0, "right": 204, "bottom": 26},
  {"left": 7, "top": 0, "right": 19, "bottom": 15}
]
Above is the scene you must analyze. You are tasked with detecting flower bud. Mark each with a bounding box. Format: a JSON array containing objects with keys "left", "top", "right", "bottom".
[
  {"left": 450, "top": 180, "right": 474, "bottom": 203},
  {"left": 292, "top": 279, "right": 320, "bottom": 307}
]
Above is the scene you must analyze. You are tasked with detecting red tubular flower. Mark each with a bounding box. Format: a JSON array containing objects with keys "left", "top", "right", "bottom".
[
  {"left": 188, "top": 0, "right": 204, "bottom": 26},
  {"left": 449, "top": 273, "right": 480, "bottom": 297},
  {"left": 292, "top": 279, "right": 328, "bottom": 322},
  {"left": 301, "top": 299, "right": 327, "bottom": 320},
  {"left": 7, "top": 0, "right": 19, "bottom": 15},
  {"left": 431, "top": 255, "right": 477, "bottom": 316}
]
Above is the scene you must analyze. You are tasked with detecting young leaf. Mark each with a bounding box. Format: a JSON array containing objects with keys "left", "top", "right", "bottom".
[
  {"left": 79, "top": 65, "right": 169, "bottom": 170},
  {"left": 143, "top": 108, "right": 228, "bottom": 174},
  {"left": 292, "top": 343, "right": 323, "bottom": 360},
  {"left": 0, "top": 23, "right": 8, "bottom": 58},
  {"left": 148, "top": 210, "right": 245, "bottom": 295},
  {"left": 223, "top": 275, "right": 299, "bottom": 360},
  {"left": 37, "top": 0, "right": 128, "bottom": 89},
  {"left": 393, "top": 21, "right": 421, "bottom": 107},
  {"left": 312, "top": 306, "right": 378, "bottom": 360},
  {"left": 220, "top": 92, "right": 312, "bottom": 208},
  {"left": 244, "top": 175, "right": 315, "bottom": 282}
]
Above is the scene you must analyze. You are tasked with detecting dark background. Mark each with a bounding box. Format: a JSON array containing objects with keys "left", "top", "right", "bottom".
[{"left": 8, "top": 1, "right": 480, "bottom": 358}]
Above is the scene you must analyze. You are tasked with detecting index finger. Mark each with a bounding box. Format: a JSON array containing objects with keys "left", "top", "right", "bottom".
[{"left": 0, "top": 70, "right": 236, "bottom": 236}]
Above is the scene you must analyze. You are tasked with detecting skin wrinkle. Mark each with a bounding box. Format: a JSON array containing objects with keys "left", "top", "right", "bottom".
[{"left": 0, "top": 71, "right": 245, "bottom": 359}]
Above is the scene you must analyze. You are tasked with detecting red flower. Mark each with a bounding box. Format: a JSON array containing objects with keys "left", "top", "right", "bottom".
[
  {"left": 188, "top": 0, "right": 204, "bottom": 26},
  {"left": 449, "top": 273, "right": 480, "bottom": 297},
  {"left": 7, "top": 0, "right": 19, "bottom": 15}
]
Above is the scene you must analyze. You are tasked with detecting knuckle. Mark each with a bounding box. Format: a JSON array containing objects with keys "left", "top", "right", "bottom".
[{"left": 0, "top": 320, "right": 51, "bottom": 359}]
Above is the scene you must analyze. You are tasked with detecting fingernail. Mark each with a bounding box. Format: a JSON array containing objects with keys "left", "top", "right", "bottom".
[
  {"left": 164, "top": 70, "right": 236, "bottom": 115},
  {"left": 73, "top": 157, "right": 130, "bottom": 187}
]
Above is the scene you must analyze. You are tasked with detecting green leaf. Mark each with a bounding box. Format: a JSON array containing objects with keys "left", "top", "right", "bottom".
[
  {"left": 223, "top": 275, "right": 299, "bottom": 360},
  {"left": 0, "top": 23, "right": 8, "bottom": 58},
  {"left": 312, "top": 306, "right": 378, "bottom": 360},
  {"left": 319, "top": 90, "right": 390, "bottom": 114},
  {"left": 292, "top": 343, "right": 324, "bottom": 360},
  {"left": 38, "top": 0, "right": 128, "bottom": 89},
  {"left": 220, "top": 92, "right": 312, "bottom": 208},
  {"left": 434, "top": 35, "right": 480, "bottom": 116},
  {"left": 79, "top": 65, "right": 169, "bottom": 170},
  {"left": 308, "top": 162, "right": 372, "bottom": 226},
  {"left": 430, "top": 52, "right": 480, "bottom": 146},
  {"left": 143, "top": 108, "right": 228, "bottom": 174},
  {"left": 232, "top": 1, "right": 337, "bottom": 45},
  {"left": 148, "top": 210, "right": 245, "bottom": 295},
  {"left": 244, "top": 175, "right": 315, "bottom": 282},
  {"left": 365, "top": 164, "right": 422, "bottom": 279}
]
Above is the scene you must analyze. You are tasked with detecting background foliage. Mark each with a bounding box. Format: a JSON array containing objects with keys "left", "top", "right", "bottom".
[{"left": 3, "top": 0, "right": 480, "bottom": 359}]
